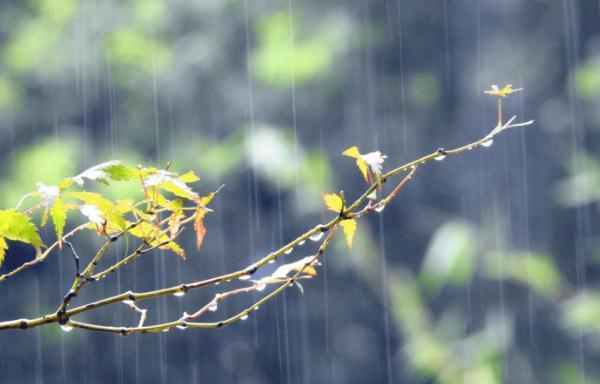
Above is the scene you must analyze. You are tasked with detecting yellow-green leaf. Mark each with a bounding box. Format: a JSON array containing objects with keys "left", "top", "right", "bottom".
[
  {"left": 323, "top": 193, "right": 344, "bottom": 213},
  {"left": 129, "top": 221, "right": 185, "bottom": 259},
  {"left": 0, "top": 237, "right": 7, "bottom": 267},
  {"left": 66, "top": 192, "right": 126, "bottom": 231},
  {"left": 59, "top": 178, "right": 74, "bottom": 190},
  {"left": 50, "top": 198, "right": 67, "bottom": 241},
  {"left": 340, "top": 219, "right": 356, "bottom": 250},
  {"left": 342, "top": 146, "right": 369, "bottom": 182},
  {"left": 0, "top": 209, "right": 44, "bottom": 248},
  {"left": 180, "top": 171, "right": 200, "bottom": 183}
]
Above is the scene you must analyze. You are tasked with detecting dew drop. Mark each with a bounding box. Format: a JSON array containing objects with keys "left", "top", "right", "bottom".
[
  {"left": 208, "top": 303, "right": 218, "bottom": 312},
  {"left": 60, "top": 324, "right": 73, "bottom": 332},
  {"left": 238, "top": 274, "right": 252, "bottom": 281},
  {"left": 240, "top": 314, "right": 249, "bottom": 320},
  {"left": 176, "top": 324, "right": 187, "bottom": 330},
  {"left": 434, "top": 154, "right": 446, "bottom": 161},
  {"left": 122, "top": 300, "right": 134, "bottom": 306},
  {"left": 467, "top": 146, "right": 473, "bottom": 150},
  {"left": 173, "top": 291, "right": 185, "bottom": 297},
  {"left": 268, "top": 259, "right": 275, "bottom": 264},
  {"left": 298, "top": 240, "right": 306, "bottom": 246},
  {"left": 309, "top": 232, "right": 324, "bottom": 242},
  {"left": 284, "top": 248, "right": 293, "bottom": 255},
  {"left": 375, "top": 205, "right": 385, "bottom": 213},
  {"left": 481, "top": 139, "right": 494, "bottom": 147},
  {"left": 255, "top": 283, "right": 266, "bottom": 292}
]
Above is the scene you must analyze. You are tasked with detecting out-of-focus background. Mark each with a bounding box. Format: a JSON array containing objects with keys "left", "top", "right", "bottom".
[{"left": 0, "top": 1, "right": 599, "bottom": 383}]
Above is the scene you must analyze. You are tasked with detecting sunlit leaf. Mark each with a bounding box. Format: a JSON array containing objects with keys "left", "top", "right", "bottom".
[
  {"left": 129, "top": 221, "right": 186, "bottom": 259},
  {"left": 342, "top": 146, "right": 369, "bottom": 182},
  {"left": 0, "top": 209, "right": 44, "bottom": 250},
  {"left": 323, "top": 193, "right": 344, "bottom": 213},
  {"left": 180, "top": 171, "right": 200, "bottom": 183},
  {"left": 144, "top": 170, "right": 197, "bottom": 200},
  {"left": 59, "top": 178, "right": 74, "bottom": 190},
  {"left": 71, "top": 160, "right": 137, "bottom": 186},
  {"left": 340, "top": 219, "right": 356, "bottom": 250},
  {"left": 50, "top": 198, "right": 68, "bottom": 243},
  {"left": 66, "top": 192, "right": 126, "bottom": 231}
]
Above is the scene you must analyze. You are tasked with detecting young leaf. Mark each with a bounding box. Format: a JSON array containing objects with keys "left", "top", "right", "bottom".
[
  {"left": 342, "top": 146, "right": 369, "bottom": 182},
  {"left": 50, "top": 198, "right": 68, "bottom": 243},
  {"left": 71, "top": 160, "right": 137, "bottom": 186},
  {"left": 323, "top": 193, "right": 344, "bottom": 213},
  {"left": 129, "top": 221, "right": 186, "bottom": 259},
  {"left": 0, "top": 237, "right": 7, "bottom": 267},
  {"left": 144, "top": 170, "right": 198, "bottom": 200},
  {"left": 340, "top": 219, "right": 357, "bottom": 250},
  {"left": 180, "top": 171, "right": 200, "bottom": 183},
  {"left": 0, "top": 209, "right": 44, "bottom": 249},
  {"left": 67, "top": 192, "right": 126, "bottom": 231}
]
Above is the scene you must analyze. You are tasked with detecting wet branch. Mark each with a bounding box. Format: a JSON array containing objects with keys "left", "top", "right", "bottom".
[{"left": 0, "top": 114, "right": 533, "bottom": 334}]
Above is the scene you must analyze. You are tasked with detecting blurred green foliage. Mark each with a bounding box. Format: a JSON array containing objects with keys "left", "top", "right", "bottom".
[
  {"left": 419, "top": 221, "right": 477, "bottom": 294},
  {"left": 575, "top": 57, "right": 600, "bottom": 100},
  {"left": 0, "top": 139, "right": 79, "bottom": 207}
]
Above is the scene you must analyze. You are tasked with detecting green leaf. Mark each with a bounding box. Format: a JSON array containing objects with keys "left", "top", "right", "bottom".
[
  {"left": 0, "top": 209, "right": 44, "bottom": 249},
  {"left": 66, "top": 192, "right": 126, "bottom": 231},
  {"left": 144, "top": 170, "right": 197, "bottom": 200},
  {"left": 50, "top": 198, "right": 68, "bottom": 241},
  {"left": 0, "top": 237, "right": 7, "bottom": 267},
  {"left": 71, "top": 161, "right": 137, "bottom": 186}
]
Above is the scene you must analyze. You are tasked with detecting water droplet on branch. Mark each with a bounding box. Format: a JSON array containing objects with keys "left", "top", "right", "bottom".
[
  {"left": 481, "top": 139, "right": 494, "bottom": 147},
  {"left": 173, "top": 291, "right": 185, "bottom": 297},
  {"left": 255, "top": 283, "right": 266, "bottom": 291},
  {"left": 434, "top": 154, "right": 446, "bottom": 161},
  {"left": 309, "top": 232, "right": 324, "bottom": 242},
  {"left": 284, "top": 248, "right": 293, "bottom": 255},
  {"left": 375, "top": 205, "right": 385, "bottom": 213},
  {"left": 60, "top": 324, "right": 73, "bottom": 332}
]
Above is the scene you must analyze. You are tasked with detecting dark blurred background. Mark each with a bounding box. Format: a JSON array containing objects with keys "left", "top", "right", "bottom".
[{"left": 0, "top": 1, "right": 599, "bottom": 383}]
